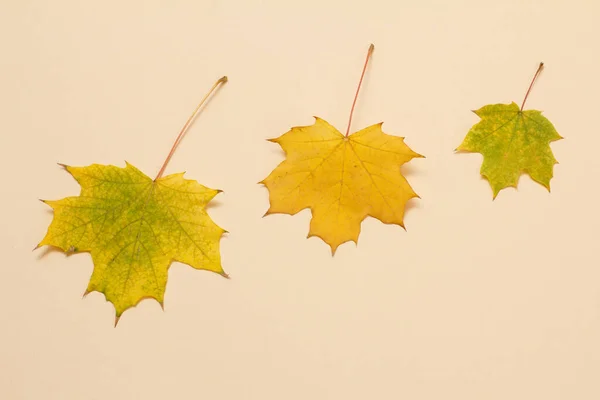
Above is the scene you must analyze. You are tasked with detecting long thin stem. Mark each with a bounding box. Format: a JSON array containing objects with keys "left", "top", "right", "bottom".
[
  {"left": 345, "top": 44, "right": 375, "bottom": 137},
  {"left": 154, "top": 76, "right": 228, "bottom": 180},
  {"left": 520, "top": 62, "right": 544, "bottom": 111}
]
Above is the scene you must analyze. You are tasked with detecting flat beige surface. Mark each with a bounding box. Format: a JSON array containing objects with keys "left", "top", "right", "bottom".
[{"left": 1, "top": 0, "right": 600, "bottom": 399}]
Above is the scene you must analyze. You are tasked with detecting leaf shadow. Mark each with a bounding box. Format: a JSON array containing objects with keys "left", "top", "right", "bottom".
[
  {"left": 399, "top": 163, "right": 425, "bottom": 217},
  {"left": 206, "top": 199, "right": 225, "bottom": 211},
  {"left": 35, "top": 246, "right": 70, "bottom": 260},
  {"left": 400, "top": 163, "right": 423, "bottom": 178},
  {"left": 404, "top": 198, "right": 421, "bottom": 216}
]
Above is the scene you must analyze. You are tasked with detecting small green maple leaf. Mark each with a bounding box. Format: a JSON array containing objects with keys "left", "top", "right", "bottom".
[
  {"left": 456, "top": 63, "right": 563, "bottom": 198},
  {"left": 37, "top": 77, "right": 228, "bottom": 324}
]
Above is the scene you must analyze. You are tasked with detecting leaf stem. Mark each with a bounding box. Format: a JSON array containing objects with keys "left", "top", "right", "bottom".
[
  {"left": 154, "top": 76, "right": 228, "bottom": 180},
  {"left": 345, "top": 44, "right": 374, "bottom": 137},
  {"left": 520, "top": 62, "right": 544, "bottom": 111}
]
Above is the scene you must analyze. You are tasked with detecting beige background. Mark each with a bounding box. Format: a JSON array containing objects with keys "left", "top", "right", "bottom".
[{"left": 2, "top": 0, "right": 600, "bottom": 399}]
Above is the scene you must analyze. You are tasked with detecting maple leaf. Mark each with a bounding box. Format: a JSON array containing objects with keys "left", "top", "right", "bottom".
[
  {"left": 456, "top": 63, "right": 563, "bottom": 198},
  {"left": 260, "top": 45, "right": 423, "bottom": 254},
  {"left": 37, "top": 77, "right": 228, "bottom": 323}
]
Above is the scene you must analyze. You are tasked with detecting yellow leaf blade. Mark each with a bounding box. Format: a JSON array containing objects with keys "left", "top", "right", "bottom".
[
  {"left": 38, "top": 163, "right": 226, "bottom": 318},
  {"left": 262, "top": 117, "right": 422, "bottom": 253}
]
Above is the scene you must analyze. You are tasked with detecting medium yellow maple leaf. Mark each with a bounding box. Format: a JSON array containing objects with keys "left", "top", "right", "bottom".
[
  {"left": 260, "top": 45, "right": 423, "bottom": 254},
  {"left": 261, "top": 118, "right": 423, "bottom": 253}
]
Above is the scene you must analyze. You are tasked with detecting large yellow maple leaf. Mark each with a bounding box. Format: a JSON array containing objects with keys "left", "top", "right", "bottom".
[
  {"left": 36, "top": 77, "right": 228, "bottom": 323},
  {"left": 261, "top": 117, "right": 423, "bottom": 253},
  {"left": 38, "top": 163, "right": 226, "bottom": 319}
]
